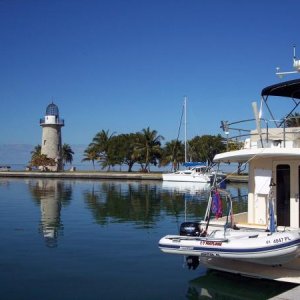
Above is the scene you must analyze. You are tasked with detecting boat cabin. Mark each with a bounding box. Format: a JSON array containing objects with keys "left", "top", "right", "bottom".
[
  {"left": 0, "top": 165, "right": 11, "bottom": 171},
  {"left": 215, "top": 79, "right": 300, "bottom": 230}
]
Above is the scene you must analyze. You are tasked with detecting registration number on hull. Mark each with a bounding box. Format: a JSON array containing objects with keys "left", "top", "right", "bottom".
[{"left": 266, "top": 236, "right": 292, "bottom": 245}]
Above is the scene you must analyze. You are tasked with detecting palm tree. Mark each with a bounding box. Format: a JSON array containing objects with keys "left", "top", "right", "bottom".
[
  {"left": 90, "top": 129, "right": 115, "bottom": 170},
  {"left": 31, "top": 144, "right": 41, "bottom": 158},
  {"left": 160, "top": 140, "right": 185, "bottom": 171},
  {"left": 135, "top": 127, "right": 164, "bottom": 172},
  {"left": 62, "top": 143, "right": 74, "bottom": 165},
  {"left": 28, "top": 145, "right": 42, "bottom": 169},
  {"left": 81, "top": 145, "right": 99, "bottom": 170}
]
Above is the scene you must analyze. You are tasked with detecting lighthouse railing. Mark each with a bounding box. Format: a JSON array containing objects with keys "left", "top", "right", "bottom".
[{"left": 40, "top": 118, "right": 64, "bottom": 126}]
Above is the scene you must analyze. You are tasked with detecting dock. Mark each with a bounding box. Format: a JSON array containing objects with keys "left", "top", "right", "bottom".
[
  {"left": 0, "top": 171, "right": 249, "bottom": 183},
  {"left": 225, "top": 174, "right": 248, "bottom": 183},
  {"left": 0, "top": 170, "right": 163, "bottom": 180}
]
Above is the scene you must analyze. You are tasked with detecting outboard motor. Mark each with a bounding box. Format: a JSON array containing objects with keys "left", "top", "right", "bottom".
[
  {"left": 180, "top": 222, "right": 202, "bottom": 270},
  {"left": 186, "top": 256, "right": 199, "bottom": 270},
  {"left": 180, "top": 222, "right": 201, "bottom": 236}
]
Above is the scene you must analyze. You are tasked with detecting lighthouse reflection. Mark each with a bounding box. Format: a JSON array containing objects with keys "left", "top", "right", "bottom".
[{"left": 28, "top": 179, "right": 72, "bottom": 247}]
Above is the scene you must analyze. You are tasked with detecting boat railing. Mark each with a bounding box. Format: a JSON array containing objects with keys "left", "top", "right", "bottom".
[
  {"left": 221, "top": 116, "right": 300, "bottom": 150},
  {"left": 203, "top": 188, "right": 234, "bottom": 235}
]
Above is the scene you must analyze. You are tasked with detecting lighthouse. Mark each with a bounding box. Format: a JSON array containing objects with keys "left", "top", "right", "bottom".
[{"left": 40, "top": 102, "right": 64, "bottom": 171}]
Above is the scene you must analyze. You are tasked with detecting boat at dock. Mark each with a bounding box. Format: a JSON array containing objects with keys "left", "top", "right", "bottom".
[
  {"left": 162, "top": 163, "right": 212, "bottom": 183},
  {"left": 162, "top": 97, "right": 226, "bottom": 184},
  {"left": 159, "top": 189, "right": 300, "bottom": 266},
  {"left": 0, "top": 165, "right": 11, "bottom": 171},
  {"left": 159, "top": 49, "right": 300, "bottom": 283}
]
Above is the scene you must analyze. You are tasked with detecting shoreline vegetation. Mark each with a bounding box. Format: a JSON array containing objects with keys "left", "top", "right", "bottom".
[
  {"left": 29, "top": 129, "right": 231, "bottom": 174},
  {"left": 0, "top": 170, "right": 248, "bottom": 182}
]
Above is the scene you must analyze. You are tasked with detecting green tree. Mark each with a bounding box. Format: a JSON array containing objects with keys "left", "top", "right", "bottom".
[
  {"left": 227, "top": 139, "right": 244, "bottom": 151},
  {"left": 160, "top": 139, "right": 185, "bottom": 171},
  {"left": 31, "top": 144, "right": 41, "bottom": 159},
  {"left": 82, "top": 145, "right": 99, "bottom": 170},
  {"left": 29, "top": 145, "right": 41, "bottom": 169},
  {"left": 90, "top": 130, "right": 115, "bottom": 170},
  {"left": 30, "top": 154, "right": 56, "bottom": 171},
  {"left": 135, "top": 127, "right": 164, "bottom": 172},
  {"left": 108, "top": 133, "right": 139, "bottom": 172},
  {"left": 188, "top": 134, "right": 226, "bottom": 166},
  {"left": 62, "top": 143, "right": 74, "bottom": 165}
]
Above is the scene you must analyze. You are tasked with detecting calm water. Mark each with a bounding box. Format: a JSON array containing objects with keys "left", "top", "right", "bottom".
[{"left": 0, "top": 178, "right": 295, "bottom": 300}]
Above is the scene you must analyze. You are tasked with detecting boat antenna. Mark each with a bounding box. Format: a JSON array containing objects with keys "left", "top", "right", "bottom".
[{"left": 276, "top": 45, "right": 300, "bottom": 78}]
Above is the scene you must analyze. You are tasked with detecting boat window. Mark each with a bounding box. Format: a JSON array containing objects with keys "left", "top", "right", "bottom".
[{"left": 276, "top": 164, "right": 290, "bottom": 227}]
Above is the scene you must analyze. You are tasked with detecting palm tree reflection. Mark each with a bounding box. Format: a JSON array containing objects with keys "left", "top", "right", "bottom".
[
  {"left": 83, "top": 181, "right": 163, "bottom": 227},
  {"left": 83, "top": 181, "right": 210, "bottom": 227}
]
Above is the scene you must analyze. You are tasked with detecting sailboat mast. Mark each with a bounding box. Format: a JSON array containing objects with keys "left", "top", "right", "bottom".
[{"left": 184, "top": 96, "right": 187, "bottom": 163}]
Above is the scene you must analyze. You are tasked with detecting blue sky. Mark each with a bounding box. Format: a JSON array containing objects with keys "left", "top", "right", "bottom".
[{"left": 0, "top": 0, "right": 300, "bottom": 153}]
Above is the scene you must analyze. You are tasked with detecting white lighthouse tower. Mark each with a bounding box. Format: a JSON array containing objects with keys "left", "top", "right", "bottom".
[{"left": 40, "top": 102, "right": 64, "bottom": 171}]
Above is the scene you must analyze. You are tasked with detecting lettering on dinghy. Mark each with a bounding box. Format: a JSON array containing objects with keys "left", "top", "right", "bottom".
[
  {"left": 266, "top": 236, "right": 292, "bottom": 245},
  {"left": 200, "top": 252, "right": 220, "bottom": 257},
  {"left": 200, "top": 240, "right": 223, "bottom": 246},
  {"left": 179, "top": 246, "right": 194, "bottom": 250},
  {"left": 273, "top": 236, "right": 292, "bottom": 243}
]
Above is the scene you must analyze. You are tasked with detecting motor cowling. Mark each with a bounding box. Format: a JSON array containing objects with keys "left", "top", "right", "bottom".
[{"left": 179, "top": 222, "right": 201, "bottom": 236}]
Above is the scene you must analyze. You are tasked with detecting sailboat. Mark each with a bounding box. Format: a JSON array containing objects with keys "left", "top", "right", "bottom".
[
  {"left": 162, "top": 97, "right": 223, "bottom": 184},
  {"left": 162, "top": 163, "right": 212, "bottom": 183}
]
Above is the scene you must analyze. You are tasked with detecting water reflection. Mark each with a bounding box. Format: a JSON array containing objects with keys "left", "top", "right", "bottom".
[
  {"left": 28, "top": 179, "right": 72, "bottom": 247},
  {"left": 162, "top": 181, "right": 211, "bottom": 196},
  {"left": 26, "top": 179, "right": 247, "bottom": 244},
  {"left": 82, "top": 180, "right": 248, "bottom": 228},
  {"left": 83, "top": 181, "right": 162, "bottom": 228},
  {"left": 1, "top": 179, "right": 294, "bottom": 300}
]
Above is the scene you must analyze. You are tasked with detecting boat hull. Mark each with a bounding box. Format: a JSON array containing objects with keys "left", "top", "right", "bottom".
[
  {"left": 158, "top": 230, "right": 300, "bottom": 265},
  {"left": 162, "top": 173, "right": 211, "bottom": 183}
]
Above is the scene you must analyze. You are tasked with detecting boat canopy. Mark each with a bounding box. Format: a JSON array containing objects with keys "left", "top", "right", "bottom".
[
  {"left": 261, "top": 79, "right": 300, "bottom": 99},
  {"left": 183, "top": 162, "right": 206, "bottom": 167},
  {"left": 214, "top": 148, "right": 300, "bottom": 163}
]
